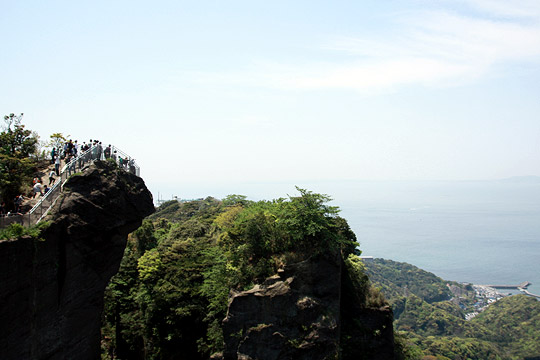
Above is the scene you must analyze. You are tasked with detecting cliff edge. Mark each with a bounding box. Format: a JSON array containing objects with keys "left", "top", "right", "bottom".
[
  {"left": 0, "top": 160, "right": 154, "bottom": 360},
  {"left": 222, "top": 252, "right": 395, "bottom": 360}
]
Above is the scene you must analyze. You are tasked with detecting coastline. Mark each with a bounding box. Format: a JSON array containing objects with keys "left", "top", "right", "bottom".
[{"left": 464, "top": 283, "right": 539, "bottom": 320}]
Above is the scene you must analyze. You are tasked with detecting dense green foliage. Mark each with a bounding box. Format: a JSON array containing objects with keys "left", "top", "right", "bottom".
[
  {"left": 409, "top": 336, "right": 504, "bottom": 360},
  {"left": 102, "top": 198, "right": 222, "bottom": 359},
  {"left": 364, "top": 259, "right": 453, "bottom": 305},
  {"left": 365, "top": 258, "right": 540, "bottom": 359},
  {"left": 343, "top": 254, "right": 386, "bottom": 308},
  {"left": 101, "top": 189, "right": 366, "bottom": 359},
  {"left": 216, "top": 188, "right": 359, "bottom": 288},
  {"left": 0, "top": 221, "right": 49, "bottom": 241},
  {"left": 473, "top": 295, "right": 540, "bottom": 357},
  {"left": 0, "top": 115, "right": 39, "bottom": 210}
]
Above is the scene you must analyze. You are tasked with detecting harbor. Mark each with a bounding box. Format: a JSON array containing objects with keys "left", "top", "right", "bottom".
[
  {"left": 464, "top": 281, "right": 538, "bottom": 321},
  {"left": 486, "top": 281, "right": 540, "bottom": 299}
]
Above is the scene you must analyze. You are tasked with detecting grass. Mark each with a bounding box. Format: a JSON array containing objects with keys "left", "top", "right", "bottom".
[{"left": 0, "top": 221, "right": 50, "bottom": 241}]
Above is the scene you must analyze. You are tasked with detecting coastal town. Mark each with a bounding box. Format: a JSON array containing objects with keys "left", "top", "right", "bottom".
[
  {"left": 464, "top": 285, "right": 507, "bottom": 320},
  {"left": 462, "top": 282, "right": 538, "bottom": 320}
]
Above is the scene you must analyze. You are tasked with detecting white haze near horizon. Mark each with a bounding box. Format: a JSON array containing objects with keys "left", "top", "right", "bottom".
[{"left": 1, "top": 0, "right": 540, "bottom": 201}]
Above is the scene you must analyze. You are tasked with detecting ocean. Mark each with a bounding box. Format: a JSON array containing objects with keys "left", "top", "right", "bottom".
[
  {"left": 331, "top": 180, "right": 540, "bottom": 296},
  {"left": 157, "top": 178, "right": 540, "bottom": 296}
]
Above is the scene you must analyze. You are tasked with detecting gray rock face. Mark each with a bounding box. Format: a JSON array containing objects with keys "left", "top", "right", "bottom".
[
  {"left": 222, "top": 251, "right": 396, "bottom": 360},
  {"left": 0, "top": 160, "right": 154, "bottom": 360},
  {"left": 223, "top": 252, "right": 342, "bottom": 360}
]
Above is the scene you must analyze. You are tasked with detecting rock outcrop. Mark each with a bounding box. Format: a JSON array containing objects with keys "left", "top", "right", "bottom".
[
  {"left": 0, "top": 160, "right": 154, "bottom": 360},
  {"left": 222, "top": 252, "right": 396, "bottom": 360}
]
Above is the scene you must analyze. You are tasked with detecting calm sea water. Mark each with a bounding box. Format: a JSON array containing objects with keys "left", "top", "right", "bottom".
[
  {"left": 157, "top": 179, "right": 540, "bottom": 295},
  {"left": 331, "top": 180, "right": 540, "bottom": 296}
]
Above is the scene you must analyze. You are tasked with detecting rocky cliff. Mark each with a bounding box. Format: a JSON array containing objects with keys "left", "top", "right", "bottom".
[
  {"left": 222, "top": 252, "right": 396, "bottom": 360},
  {"left": 0, "top": 160, "right": 154, "bottom": 360}
]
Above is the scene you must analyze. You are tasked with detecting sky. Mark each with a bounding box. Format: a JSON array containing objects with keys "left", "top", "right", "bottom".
[{"left": 2, "top": 0, "right": 540, "bottom": 201}]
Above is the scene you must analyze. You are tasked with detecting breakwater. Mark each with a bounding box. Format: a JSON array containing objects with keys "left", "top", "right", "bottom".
[
  {"left": 486, "top": 281, "right": 531, "bottom": 289},
  {"left": 485, "top": 281, "right": 540, "bottom": 299},
  {"left": 520, "top": 289, "right": 540, "bottom": 299}
]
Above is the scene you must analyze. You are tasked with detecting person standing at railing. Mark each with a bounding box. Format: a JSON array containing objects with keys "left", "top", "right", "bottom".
[
  {"left": 66, "top": 154, "right": 73, "bottom": 176},
  {"left": 91, "top": 141, "right": 98, "bottom": 160},
  {"left": 51, "top": 147, "right": 57, "bottom": 164},
  {"left": 67, "top": 155, "right": 76, "bottom": 176},
  {"left": 86, "top": 140, "right": 93, "bottom": 161},
  {"left": 129, "top": 158, "right": 136, "bottom": 174},
  {"left": 97, "top": 142, "right": 103, "bottom": 160},
  {"left": 54, "top": 155, "right": 61, "bottom": 176},
  {"left": 63, "top": 141, "right": 69, "bottom": 159},
  {"left": 104, "top": 144, "right": 111, "bottom": 159},
  {"left": 82, "top": 141, "right": 90, "bottom": 165},
  {"left": 78, "top": 142, "right": 85, "bottom": 167},
  {"left": 67, "top": 140, "right": 74, "bottom": 155}
]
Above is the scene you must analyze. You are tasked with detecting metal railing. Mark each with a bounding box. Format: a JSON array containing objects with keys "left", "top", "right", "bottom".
[
  {"left": 0, "top": 144, "right": 140, "bottom": 228},
  {"left": 109, "top": 145, "right": 140, "bottom": 177}
]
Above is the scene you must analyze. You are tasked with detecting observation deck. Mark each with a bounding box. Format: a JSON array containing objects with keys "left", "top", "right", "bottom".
[{"left": 0, "top": 144, "right": 140, "bottom": 228}]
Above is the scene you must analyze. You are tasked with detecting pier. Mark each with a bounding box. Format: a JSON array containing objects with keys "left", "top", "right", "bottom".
[
  {"left": 486, "top": 281, "right": 531, "bottom": 289},
  {"left": 483, "top": 282, "right": 540, "bottom": 299}
]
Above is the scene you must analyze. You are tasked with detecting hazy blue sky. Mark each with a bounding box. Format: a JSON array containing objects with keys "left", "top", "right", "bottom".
[{"left": 2, "top": 0, "right": 540, "bottom": 200}]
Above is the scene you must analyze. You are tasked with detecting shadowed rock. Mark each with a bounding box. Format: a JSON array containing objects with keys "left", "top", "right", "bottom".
[
  {"left": 221, "top": 250, "right": 396, "bottom": 360},
  {"left": 0, "top": 160, "right": 154, "bottom": 360},
  {"left": 223, "top": 253, "right": 342, "bottom": 360}
]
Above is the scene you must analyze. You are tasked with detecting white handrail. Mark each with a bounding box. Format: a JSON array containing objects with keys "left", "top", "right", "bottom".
[{"left": 1, "top": 144, "right": 141, "bottom": 228}]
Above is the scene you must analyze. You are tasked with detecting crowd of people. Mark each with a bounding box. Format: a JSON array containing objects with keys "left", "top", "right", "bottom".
[
  {"left": 1, "top": 139, "right": 138, "bottom": 219},
  {"left": 51, "top": 139, "right": 137, "bottom": 175},
  {"left": 51, "top": 139, "right": 107, "bottom": 175}
]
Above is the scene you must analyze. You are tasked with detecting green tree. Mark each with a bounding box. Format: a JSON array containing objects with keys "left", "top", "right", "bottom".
[
  {"left": 0, "top": 113, "right": 38, "bottom": 210},
  {"left": 222, "top": 194, "right": 252, "bottom": 206},
  {"left": 133, "top": 219, "right": 158, "bottom": 254},
  {"left": 47, "top": 132, "right": 69, "bottom": 153},
  {"left": 1, "top": 114, "right": 37, "bottom": 157},
  {"left": 216, "top": 187, "right": 360, "bottom": 288}
]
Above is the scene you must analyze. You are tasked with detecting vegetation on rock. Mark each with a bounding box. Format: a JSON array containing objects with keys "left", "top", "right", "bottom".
[
  {"left": 101, "top": 189, "right": 387, "bottom": 359},
  {"left": 0, "top": 114, "right": 39, "bottom": 210},
  {"left": 0, "top": 221, "right": 49, "bottom": 241}
]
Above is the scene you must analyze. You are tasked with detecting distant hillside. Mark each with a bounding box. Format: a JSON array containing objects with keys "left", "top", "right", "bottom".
[
  {"left": 364, "top": 258, "right": 540, "bottom": 359},
  {"left": 362, "top": 258, "right": 455, "bottom": 316}
]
